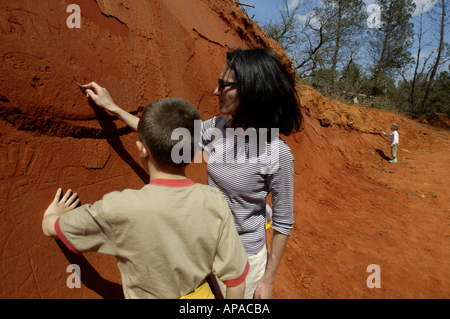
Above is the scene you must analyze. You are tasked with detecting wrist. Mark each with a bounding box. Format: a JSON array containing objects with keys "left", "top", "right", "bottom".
[
  {"left": 42, "top": 214, "right": 59, "bottom": 238},
  {"left": 43, "top": 205, "right": 67, "bottom": 219},
  {"left": 43, "top": 211, "right": 62, "bottom": 220},
  {"left": 260, "top": 273, "right": 275, "bottom": 285},
  {"left": 106, "top": 102, "right": 121, "bottom": 114}
]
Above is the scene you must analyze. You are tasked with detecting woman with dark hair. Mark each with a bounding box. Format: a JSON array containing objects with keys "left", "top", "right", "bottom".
[
  {"left": 83, "top": 48, "right": 302, "bottom": 299},
  {"left": 221, "top": 48, "right": 301, "bottom": 134},
  {"left": 201, "top": 48, "right": 301, "bottom": 299}
]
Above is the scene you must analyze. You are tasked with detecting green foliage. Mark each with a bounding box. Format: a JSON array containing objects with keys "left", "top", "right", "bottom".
[
  {"left": 428, "top": 71, "right": 450, "bottom": 115},
  {"left": 368, "top": 0, "right": 416, "bottom": 95},
  {"left": 263, "top": 0, "right": 449, "bottom": 117}
]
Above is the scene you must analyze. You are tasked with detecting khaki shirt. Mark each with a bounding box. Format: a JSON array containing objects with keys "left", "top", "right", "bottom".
[{"left": 56, "top": 178, "right": 249, "bottom": 299}]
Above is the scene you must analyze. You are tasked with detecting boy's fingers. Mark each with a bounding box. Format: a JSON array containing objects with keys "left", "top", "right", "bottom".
[
  {"left": 53, "top": 188, "right": 62, "bottom": 203},
  {"left": 61, "top": 189, "right": 72, "bottom": 203},
  {"left": 69, "top": 198, "right": 80, "bottom": 209},
  {"left": 67, "top": 192, "right": 78, "bottom": 205}
]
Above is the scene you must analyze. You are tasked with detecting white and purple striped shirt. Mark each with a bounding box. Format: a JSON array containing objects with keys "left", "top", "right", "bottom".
[{"left": 200, "top": 117, "right": 294, "bottom": 255}]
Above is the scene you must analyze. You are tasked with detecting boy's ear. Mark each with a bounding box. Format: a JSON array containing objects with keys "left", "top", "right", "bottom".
[{"left": 136, "top": 141, "right": 149, "bottom": 159}]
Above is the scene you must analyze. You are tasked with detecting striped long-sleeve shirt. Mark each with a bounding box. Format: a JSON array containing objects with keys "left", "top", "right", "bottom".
[{"left": 200, "top": 117, "right": 294, "bottom": 255}]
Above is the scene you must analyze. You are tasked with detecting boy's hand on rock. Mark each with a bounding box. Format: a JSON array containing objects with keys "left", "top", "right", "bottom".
[
  {"left": 83, "top": 82, "right": 118, "bottom": 113},
  {"left": 43, "top": 188, "right": 80, "bottom": 218}
]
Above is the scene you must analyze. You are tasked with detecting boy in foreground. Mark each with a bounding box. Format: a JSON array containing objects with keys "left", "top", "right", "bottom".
[{"left": 42, "top": 91, "right": 249, "bottom": 298}]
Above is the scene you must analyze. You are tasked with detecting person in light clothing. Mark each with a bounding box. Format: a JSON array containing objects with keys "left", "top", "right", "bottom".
[
  {"left": 41, "top": 96, "right": 249, "bottom": 299},
  {"left": 382, "top": 123, "right": 400, "bottom": 163},
  {"left": 80, "top": 48, "right": 302, "bottom": 299}
]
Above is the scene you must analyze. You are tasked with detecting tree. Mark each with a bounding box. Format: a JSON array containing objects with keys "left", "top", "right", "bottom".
[
  {"left": 368, "top": 0, "right": 416, "bottom": 95},
  {"left": 429, "top": 71, "right": 450, "bottom": 114},
  {"left": 262, "top": 0, "right": 304, "bottom": 53},
  {"left": 321, "top": 0, "right": 367, "bottom": 88},
  {"left": 338, "top": 61, "right": 365, "bottom": 93},
  {"left": 263, "top": 0, "right": 328, "bottom": 78},
  {"left": 409, "top": 0, "right": 433, "bottom": 112},
  {"left": 422, "top": 0, "right": 450, "bottom": 112},
  {"left": 262, "top": 0, "right": 367, "bottom": 83}
]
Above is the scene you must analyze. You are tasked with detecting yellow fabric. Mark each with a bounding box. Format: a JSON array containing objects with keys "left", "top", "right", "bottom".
[
  {"left": 265, "top": 221, "right": 273, "bottom": 229},
  {"left": 180, "top": 281, "right": 215, "bottom": 299}
]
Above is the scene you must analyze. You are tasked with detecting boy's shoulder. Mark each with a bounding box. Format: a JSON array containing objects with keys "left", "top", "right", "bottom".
[
  {"left": 190, "top": 182, "right": 228, "bottom": 203},
  {"left": 99, "top": 187, "right": 148, "bottom": 211},
  {"left": 184, "top": 183, "right": 230, "bottom": 214},
  {"left": 99, "top": 183, "right": 230, "bottom": 225},
  {"left": 101, "top": 182, "right": 225, "bottom": 207}
]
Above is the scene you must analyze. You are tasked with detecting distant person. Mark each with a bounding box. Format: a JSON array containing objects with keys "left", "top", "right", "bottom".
[
  {"left": 82, "top": 48, "right": 302, "bottom": 299},
  {"left": 382, "top": 123, "right": 400, "bottom": 163},
  {"left": 42, "top": 97, "right": 248, "bottom": 299}
]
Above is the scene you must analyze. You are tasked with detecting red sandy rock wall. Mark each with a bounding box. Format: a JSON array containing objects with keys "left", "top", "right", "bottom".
[{"left": 0, "top": 0, "right": 288, "bottom": 298}]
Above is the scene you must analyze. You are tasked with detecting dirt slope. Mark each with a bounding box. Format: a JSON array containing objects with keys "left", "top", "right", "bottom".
[{"left": 270, "top": 86, "right": 450, "bottom": 298}]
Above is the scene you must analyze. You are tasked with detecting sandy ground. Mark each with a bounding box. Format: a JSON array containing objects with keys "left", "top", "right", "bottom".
[{"left": 267, "top": 86, "right": 450, "bottom": 298}]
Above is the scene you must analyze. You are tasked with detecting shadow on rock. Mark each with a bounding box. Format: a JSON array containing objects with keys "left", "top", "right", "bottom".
[{"left": 56, "top": 239, "right": 125, "bottom": 299}]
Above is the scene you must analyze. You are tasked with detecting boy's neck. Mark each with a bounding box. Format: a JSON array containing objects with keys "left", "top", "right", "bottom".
[{"left": 148, "top": 164, "right": 187, "bottom": 183}]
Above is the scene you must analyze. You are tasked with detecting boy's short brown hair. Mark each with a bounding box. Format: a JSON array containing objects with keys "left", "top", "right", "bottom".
[
  {"left": 391, "top": 123, "right": 400, "bottom": 130},
  {"left": 137, "top": 98, "right": 201, "bottom": 169}
]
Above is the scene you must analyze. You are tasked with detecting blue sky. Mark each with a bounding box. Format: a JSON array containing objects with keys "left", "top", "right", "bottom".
[
  {"left": 240, "top": 0, "right": 449, "bottom": 78},
  {"left": 241, "top": 0, "right": 439, "bottom": 21}
]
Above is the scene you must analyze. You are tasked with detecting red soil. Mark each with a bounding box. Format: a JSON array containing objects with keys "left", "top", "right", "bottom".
[
  {"left": 1, "top": 0, "right": 449, "bottom": 299},
  {"left": 270, "top": 87, "right": 450, "bottom": 298}
]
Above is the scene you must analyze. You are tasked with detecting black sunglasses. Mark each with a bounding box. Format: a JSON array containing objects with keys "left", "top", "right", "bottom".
[{"left": 218, "top": 79, "right": 238, "bottom": 91}]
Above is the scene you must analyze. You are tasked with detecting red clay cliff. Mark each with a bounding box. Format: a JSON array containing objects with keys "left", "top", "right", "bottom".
[{"left": 0, "top": 0, "right": 290, "bottom": 298}]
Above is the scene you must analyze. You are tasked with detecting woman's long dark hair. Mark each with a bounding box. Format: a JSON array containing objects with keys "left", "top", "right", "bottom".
[{"left": 226, "top": 48, "right": 302, "bottom": 136}]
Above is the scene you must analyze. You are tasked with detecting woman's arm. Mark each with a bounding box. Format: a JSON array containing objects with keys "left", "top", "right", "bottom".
[
  {"left": 83, "top": 82, "right": 139, "bottom": 131},
  {"left": 254, "top": 230, "right": 289, "bottom": 299},
  {"left": 255, "top": 142, "right": 294, "bottom": 299}
]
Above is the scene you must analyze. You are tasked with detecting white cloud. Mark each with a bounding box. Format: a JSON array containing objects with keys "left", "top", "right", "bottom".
[
  {"left": 363, "top": 0, "right": 438, "bottom": 16},
  {"left": 287, "top": 0, "right": 303, "bottom": 11},
  {"left": 294, "top": 10, "right": 321, "bottom": 29},
  {"left": 412, "top": 0, "right": 438, "bottom": 16}
]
